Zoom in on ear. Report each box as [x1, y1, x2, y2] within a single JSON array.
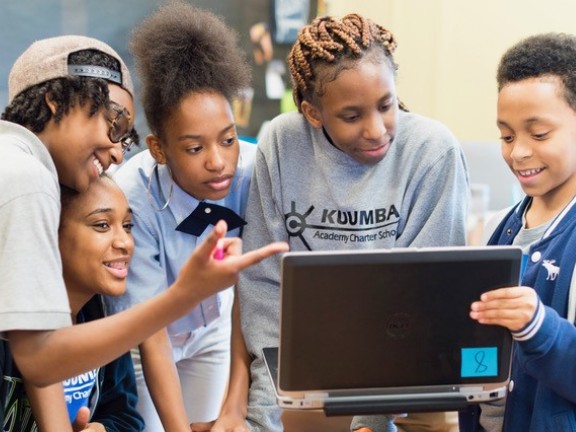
[[147, 135, 167, 164], [300, 100, 323, 129], [44, 92, 58, 115]]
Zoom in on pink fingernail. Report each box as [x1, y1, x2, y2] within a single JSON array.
[[214, 241, 224, 260]]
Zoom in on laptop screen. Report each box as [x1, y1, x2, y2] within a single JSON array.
[[279, 247, 520, 393]]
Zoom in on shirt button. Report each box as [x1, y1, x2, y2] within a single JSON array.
[[531, 251, 541, 262], [508, 380, 514, 392], [205, 207, 212, 214]]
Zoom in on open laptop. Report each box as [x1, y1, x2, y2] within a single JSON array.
[[263, 246, 521, 416]]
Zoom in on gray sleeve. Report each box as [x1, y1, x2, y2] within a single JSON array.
[[397, 144, 470, 248], [237, 144, 288, 431], [478, 397, 505, 432], [350, 415, 397, 431]]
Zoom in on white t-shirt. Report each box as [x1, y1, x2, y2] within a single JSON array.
[[0, 120, 71, 335]]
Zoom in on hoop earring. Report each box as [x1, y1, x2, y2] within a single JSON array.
[[147, 163, 174, 212]]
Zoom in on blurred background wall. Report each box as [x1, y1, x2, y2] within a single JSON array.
[[324, 0, 576, 142], [0, 0, 317, 141], [2, 0, 576, 212], [3, 0, 576, 141]]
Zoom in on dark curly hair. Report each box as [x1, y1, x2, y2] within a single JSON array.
[[2, 50, 118, 133], [288, 13, 407, 112], [131, 0, 251, 138], [497, 33, 576, 111]]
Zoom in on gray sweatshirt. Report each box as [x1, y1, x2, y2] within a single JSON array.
[[238, 110, 470, 431]]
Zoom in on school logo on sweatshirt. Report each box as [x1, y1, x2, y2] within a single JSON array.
[[284, 201, 400, 250]]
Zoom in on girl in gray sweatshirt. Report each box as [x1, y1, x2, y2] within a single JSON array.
[[214, 12, 470, 432]]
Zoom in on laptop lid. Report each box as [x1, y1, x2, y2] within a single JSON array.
[[270, 246, 521, 415]]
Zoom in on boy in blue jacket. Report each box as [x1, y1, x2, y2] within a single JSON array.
[[468, 33, 576, 431]]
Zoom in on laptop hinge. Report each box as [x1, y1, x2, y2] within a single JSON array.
[[323, 395, 469, 416]]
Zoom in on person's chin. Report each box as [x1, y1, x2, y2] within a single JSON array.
[[205, 189, 230, 202], [81, 167, 101, 191], [67, 176, 90, 194], [356, 149, 389, 165], [101, 284, 127, 298], [357, 141, 391, 165]]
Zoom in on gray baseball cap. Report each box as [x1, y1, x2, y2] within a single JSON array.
[[8, 34, 134, 103]]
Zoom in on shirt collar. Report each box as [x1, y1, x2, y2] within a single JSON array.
[[156, 163, 227, 226]]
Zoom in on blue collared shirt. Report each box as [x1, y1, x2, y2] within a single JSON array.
[[105, 141, 256, 335]]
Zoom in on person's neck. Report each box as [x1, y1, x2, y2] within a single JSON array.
[[526, 191, 576, 229], [66, 288, 93, 324]]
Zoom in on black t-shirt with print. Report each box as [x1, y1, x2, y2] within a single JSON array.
[[1, 340, 36, 432]]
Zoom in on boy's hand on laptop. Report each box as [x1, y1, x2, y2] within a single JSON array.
[[174, 220, 289, 305], [470, 286, 538, 331]]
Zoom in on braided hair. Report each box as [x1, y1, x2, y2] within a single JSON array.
[[497, 33, 576, 112], [131, 0, 251, 138], [288, 13, 407, 112]]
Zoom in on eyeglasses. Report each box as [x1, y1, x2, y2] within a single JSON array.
[[106, 102, 135, 153]]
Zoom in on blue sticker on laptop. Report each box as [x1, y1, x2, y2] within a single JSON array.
[[461, 347, 498, 377]]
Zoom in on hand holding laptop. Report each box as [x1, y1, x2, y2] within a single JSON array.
[[470, 286, 539, 331]]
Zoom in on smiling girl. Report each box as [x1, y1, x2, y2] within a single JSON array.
[[57, 176, 142, 430], [5, 175, 145, 431]]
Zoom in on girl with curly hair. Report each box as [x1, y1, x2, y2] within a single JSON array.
[[104, 2, 256, 430]]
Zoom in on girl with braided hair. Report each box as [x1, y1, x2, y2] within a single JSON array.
[[214, 12, 469, 432]]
